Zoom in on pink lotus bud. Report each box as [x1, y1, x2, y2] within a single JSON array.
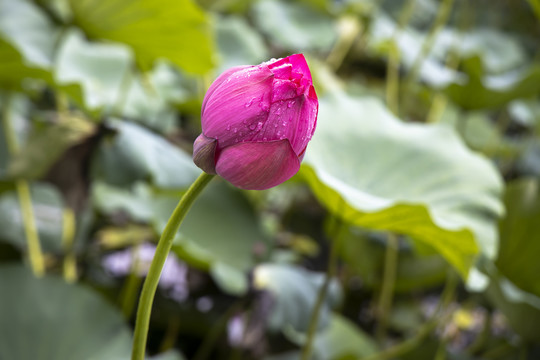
[[193, 54, 318, 190]]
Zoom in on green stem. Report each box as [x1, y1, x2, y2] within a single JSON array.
[[375, 233, 399, 341], [386, 46, 400, 116], [300, 217, 342, 360], [426, 0, 470, 124], [405, 0, 454, 85], [385, 0, 416, 116], [325, 15, 362, 71], [16, 180, 46, 276], [2, 94, 45, 277], [120, 244, 144, 319], [131, 172, 215, 360], [61, 208, 77, 283]]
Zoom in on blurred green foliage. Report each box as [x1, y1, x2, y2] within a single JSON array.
[[0, 0, 540, 359]]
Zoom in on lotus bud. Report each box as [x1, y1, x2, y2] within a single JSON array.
[[193, 54, 318, 190]]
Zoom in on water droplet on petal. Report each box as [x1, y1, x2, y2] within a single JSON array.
[[233, 128, 238, 133], [287, 101, 295, 108], [226, 124, 231, 131], [256, 121, 263, 131], [249, 123, 257, 130]]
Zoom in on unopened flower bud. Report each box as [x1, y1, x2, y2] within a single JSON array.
[[193, 54, 318, 190]]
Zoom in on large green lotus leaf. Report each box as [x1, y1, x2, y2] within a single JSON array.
[[0, 0, 58, 68], [0, 38, 51, 90], [0, 265, 132, 360], [509, 99, 540, 129], [516, 140, 540, 178], [91, 181, 157, 222], [117, 62, 195, 133], [367, 11, 462, 89], [302, 93, 504, 277], [445, 56, 540, 110], [8, 114, 96, 180], [54, 30, 190, 125], [92, 120, 199, 189], [486, 271, 540, 342], [0, 94, 31, 179], [0, 182, 64, 253], [268, 313, 377, 360], [54, 29, 133, 111], [68, 0, 214, 74], [368, 12, 530, 94], [252, 0, 336, 52], [92, 180, 268, 295], [215, 15, 268, 73], [312, 313, 378, 360], [496, 178, 540, 298], [0, 0, 58, 91], [253, 263, 341, 333]]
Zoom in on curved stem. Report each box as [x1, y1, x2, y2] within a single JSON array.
[[300, 217, 343, 360], [2, 93, 45, 277], [131, 172, 215, 360]]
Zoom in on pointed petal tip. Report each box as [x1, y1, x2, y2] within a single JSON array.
[[287, 54, 312, 81]]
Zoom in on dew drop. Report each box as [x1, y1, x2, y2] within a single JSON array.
[[287, 101, 295, 108], [256, 121, 263, 131], [249, 123, 257, 130], [233, 128, 238, 133], [226, 124, 231, 131]]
